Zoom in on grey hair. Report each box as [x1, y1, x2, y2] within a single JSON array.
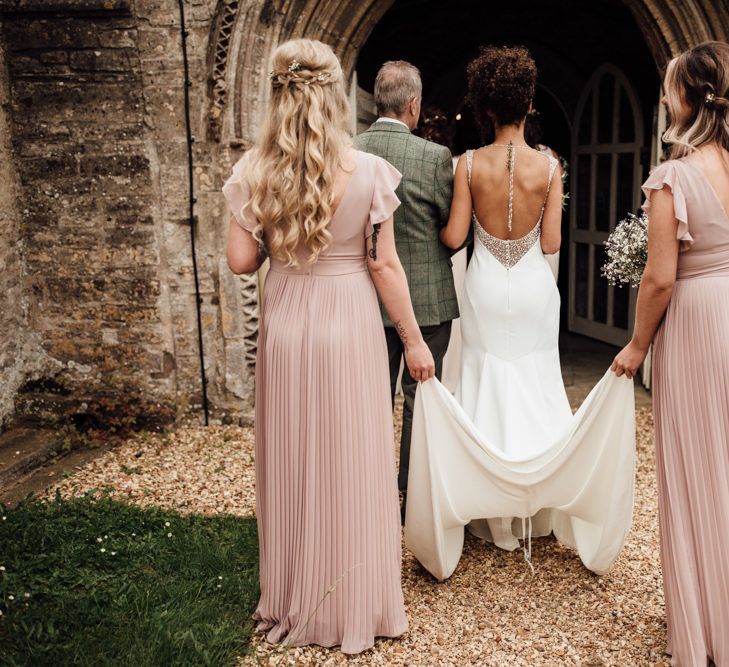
[[374, 60, 422, 116]]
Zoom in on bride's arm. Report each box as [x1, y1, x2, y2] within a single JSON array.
[[367, 218, 435, 382], [540, 168, 563, 254], [440, 157, 472, 249]]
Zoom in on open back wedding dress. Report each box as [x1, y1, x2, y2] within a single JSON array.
[[404, 146, 636, 581]]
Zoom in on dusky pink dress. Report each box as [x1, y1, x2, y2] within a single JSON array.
[[222, 150, 408, 654], [642, 158, 729, 667]]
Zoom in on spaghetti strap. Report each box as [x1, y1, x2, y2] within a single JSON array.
[[466, 149, 474, 186], [537, 156, 559, 225]]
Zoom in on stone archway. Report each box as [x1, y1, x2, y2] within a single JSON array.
[[212, 0, 728, 150], [206, 0, 729, 413]]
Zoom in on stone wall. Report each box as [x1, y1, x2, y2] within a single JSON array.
[[0, 21, 52, 426], [0, 0, 260, 431], [1, 1, 183, 428]]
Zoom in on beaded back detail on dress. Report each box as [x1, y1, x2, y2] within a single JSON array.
[[466, 147, 558, 269]]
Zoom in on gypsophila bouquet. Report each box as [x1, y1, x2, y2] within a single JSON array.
[[601, 211, 648, 288], [559, 156, 570, 211]]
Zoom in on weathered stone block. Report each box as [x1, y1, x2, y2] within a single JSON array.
[[17, 155, 78, 183], [78, 153, 149, 177], [70, 48, 133, 73]]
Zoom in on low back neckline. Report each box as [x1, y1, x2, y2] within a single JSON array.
[[465, 147, 558, 242], [679, 158, 729, 222], [465, 147, 558, 269], [331, 150, 361, 220]]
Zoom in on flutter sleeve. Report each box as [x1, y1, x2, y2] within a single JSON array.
[[367, 155, 402, 238], [641, 160, 693, 249], [222, 153, 258, 233]]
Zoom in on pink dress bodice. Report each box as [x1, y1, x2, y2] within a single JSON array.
[[642, 158, 729, 280]]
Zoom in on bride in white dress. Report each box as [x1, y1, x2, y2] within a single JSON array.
[[404, 46, 635, 581]]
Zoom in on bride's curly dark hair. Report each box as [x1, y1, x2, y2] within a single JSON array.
[[467, 46, 537, 129]]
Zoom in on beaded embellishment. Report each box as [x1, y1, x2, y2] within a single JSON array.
[[472, 216, 541, 269]]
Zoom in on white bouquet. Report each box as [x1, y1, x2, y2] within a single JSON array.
[[601, 211, 648, 288]]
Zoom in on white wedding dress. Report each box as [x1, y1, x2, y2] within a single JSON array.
[[404, 147, 636, 581]]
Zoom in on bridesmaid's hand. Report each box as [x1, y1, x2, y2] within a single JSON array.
[[405, 340, 436, 382], [611, 341, 648, 380]]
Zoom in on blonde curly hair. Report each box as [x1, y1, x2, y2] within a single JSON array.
[[242, 39, 351, 267]]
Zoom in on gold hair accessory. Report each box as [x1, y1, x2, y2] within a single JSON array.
[[269, 64, 331, 86], [705, 92, 716, 106]]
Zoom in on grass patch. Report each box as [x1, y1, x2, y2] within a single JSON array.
[[0, 493, 259, 666]]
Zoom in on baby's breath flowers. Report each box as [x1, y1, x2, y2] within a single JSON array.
[[602, 211, 648, 288]]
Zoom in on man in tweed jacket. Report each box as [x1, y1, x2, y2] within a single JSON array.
[[355, 60, 458, 522]]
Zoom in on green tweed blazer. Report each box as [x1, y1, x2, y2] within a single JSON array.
[[355, 121, 459, 327]]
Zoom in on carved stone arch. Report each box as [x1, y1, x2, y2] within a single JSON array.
[[203, 0, 729, 385], [206, 0, 729, 151], [206, 0, 242, 142], [209, 0, 394, 147], [623, 0, 729, 65]]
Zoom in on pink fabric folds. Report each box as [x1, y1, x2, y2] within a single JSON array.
[[366, 156, 401, 236], [222, 150, 408, 654], [641, 160, 693, 249], [222, 152, 257, 233], [645, 158, 729, 667]]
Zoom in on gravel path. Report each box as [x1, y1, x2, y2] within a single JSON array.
[[48, 404, 667, 666]]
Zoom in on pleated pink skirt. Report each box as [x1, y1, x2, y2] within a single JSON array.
[[252, 267, 408, 654], [653, 275, 729, 667]]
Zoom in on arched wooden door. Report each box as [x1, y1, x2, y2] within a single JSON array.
[[568, 64, 645, 346]]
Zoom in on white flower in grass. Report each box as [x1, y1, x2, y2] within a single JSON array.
[[167, 532, 172, 538], [96, 537, 103, 543], [132, 533, 136, 537], [111, 552, 116, 556], [0, 609, 3, 616], [164, 521, 170, 527], [8, 595, 13, 601], [217, 584, 222, 589], [100, 548, 106, 553], [218, 576, 223, 580], [2, 516, 6, 520], [0, 566, 5, 572], [23, 593, 29, 599]]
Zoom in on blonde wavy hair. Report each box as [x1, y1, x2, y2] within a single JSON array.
[[663, 41, 729, 159], [242, 39, 351, 267]]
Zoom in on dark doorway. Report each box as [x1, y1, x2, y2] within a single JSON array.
[[356, 0, 660, 337]]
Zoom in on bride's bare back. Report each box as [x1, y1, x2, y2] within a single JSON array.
[[442, 142, 563, 255], [470, 145, 559, 240]]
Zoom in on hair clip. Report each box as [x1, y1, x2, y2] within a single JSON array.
[[288, 60, 303, 74], [705, 92, 716, 106]]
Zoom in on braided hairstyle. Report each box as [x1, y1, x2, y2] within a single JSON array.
[[663, 41, 729, 158]]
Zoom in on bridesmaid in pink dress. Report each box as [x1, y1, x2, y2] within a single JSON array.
[[613, 41, 729, 666], [223, 39, 435, 654]]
